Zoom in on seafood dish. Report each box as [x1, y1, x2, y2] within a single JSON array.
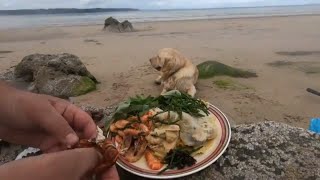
[[107, 90, 218, 173]]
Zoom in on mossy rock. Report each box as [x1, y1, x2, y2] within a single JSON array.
[[197, 61, 257, 79], [33, 68, 97, 98], [72, 76, 96, 96]]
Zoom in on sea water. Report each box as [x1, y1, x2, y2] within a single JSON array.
[[0, 5, 320, 29]]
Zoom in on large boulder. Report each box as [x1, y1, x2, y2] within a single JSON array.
[[120, 20, 134, 32], [104, 17, 120, 29], [14, 53, 98, 98], [103, 17, 134, 33]]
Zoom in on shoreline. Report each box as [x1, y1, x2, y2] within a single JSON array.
[[1, 13, 320, 31]]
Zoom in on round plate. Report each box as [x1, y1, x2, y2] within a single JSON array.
[[111, 103, 231, 179]]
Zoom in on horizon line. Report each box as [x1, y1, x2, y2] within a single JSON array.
[[1, 3, 320, 11]]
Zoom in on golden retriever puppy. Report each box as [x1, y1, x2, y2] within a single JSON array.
[[149, 48, 199, 97]]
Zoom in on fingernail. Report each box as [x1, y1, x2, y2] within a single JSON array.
[[65, 133, 79, 148], [90, 127, 98, 139]]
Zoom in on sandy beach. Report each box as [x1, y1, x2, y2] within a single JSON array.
[[1, 15, 320, 129]]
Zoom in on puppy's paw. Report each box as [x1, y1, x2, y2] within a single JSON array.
[[187, 86, 197, 97], [160, 89, 168, 95], [154, 80, 162, 85], [155, 76, 162, 85]]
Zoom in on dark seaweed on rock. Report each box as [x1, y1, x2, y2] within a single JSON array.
[[158, 146, 201, 175]]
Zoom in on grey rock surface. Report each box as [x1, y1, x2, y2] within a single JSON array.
[[0, 142, 25, 166], [13, 53, 98, 98], [14, 53, 97, 82], [1, 119, 319, 180], [118, 121, 320, 180], [104, 17, 120, 28], [80, 105, 115, 128]]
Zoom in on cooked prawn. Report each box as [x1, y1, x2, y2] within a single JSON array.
[[141, 115, 149, 123], [147, 121, 153, 130], [124, 128, 142, 136], [124, 137, 147, 163], [139, 124, 150, 134], [117, 130, 125, 137], [131, 123, 150, 134], [110, 124, 117, 132], [145, 149, 164, 170], [127, 116, 138, 122], [115, 120, 130, 129], [115, 135, 123, 144]]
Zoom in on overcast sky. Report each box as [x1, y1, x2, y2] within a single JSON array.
[[0, 0, 319, 10]]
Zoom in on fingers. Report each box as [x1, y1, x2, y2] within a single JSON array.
[[0, 126, 64, 152], [45, 148, 101, 179], [99, 165, 120, 180], [60, 103, 97, 140], [48, 96, 97, 140], [40, 108, 79, 148]]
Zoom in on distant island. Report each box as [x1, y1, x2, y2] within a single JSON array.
[[0, 8, 139, 15]]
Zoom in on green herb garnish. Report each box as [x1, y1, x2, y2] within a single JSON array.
[[155, 92, 209, 118], [106, 90, 209, 128]]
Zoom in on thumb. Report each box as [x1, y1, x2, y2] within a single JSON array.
[[40, 108, 79, 148], [51, 148, 102, 179], [0, 148, 101, 180], [48, 148, 102, 180]]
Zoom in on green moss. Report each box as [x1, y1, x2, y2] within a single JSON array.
[[213, 78, 251, 90], [72, 76, 96, 96], [214, 79, 232, 89], [197, 61, 257, 79]]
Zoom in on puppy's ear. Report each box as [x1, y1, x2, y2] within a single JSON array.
[[161, 57, 177, 80], [163, 57, 174, 70]]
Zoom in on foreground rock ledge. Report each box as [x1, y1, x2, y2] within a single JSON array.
[[1, 108, 319, 179], [118, 121, 320, 180]]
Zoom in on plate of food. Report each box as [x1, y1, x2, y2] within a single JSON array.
[[106, 90, 231, 179]]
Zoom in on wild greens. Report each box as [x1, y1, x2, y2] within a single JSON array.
[[155, 92, 209, 118], [110, 90, 209, 122]]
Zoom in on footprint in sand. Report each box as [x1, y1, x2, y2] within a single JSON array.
[[0, 51, 13, 54]]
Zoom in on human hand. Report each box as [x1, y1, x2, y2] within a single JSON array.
[[0, 148, 120, 180], [0, 83, 97, 152]]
